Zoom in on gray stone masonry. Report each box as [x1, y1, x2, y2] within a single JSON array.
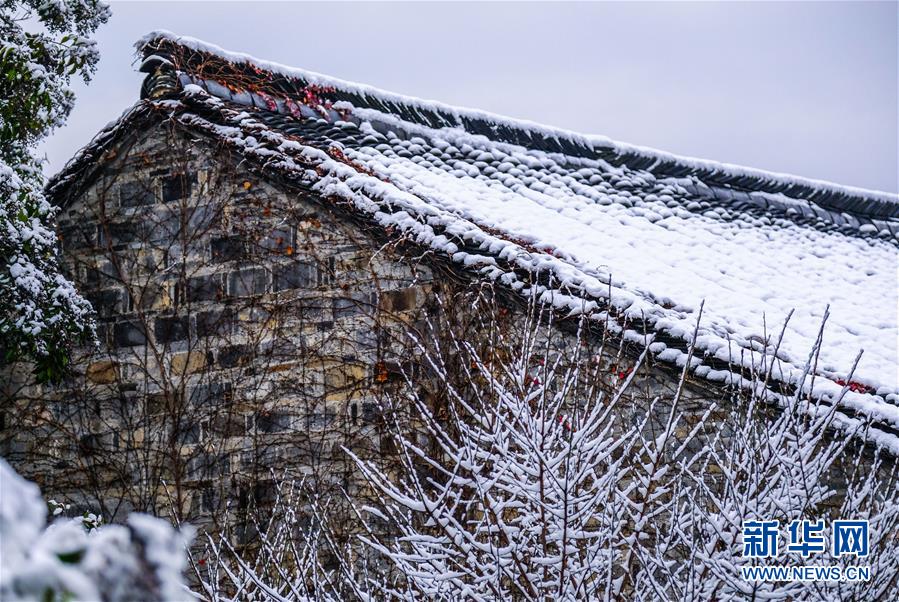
[[0, 119, 884, 547]]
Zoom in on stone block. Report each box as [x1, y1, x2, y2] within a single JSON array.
[[316, 256, 337, 287], [154, 315, 190, 344], [219, 344, 251, 368], [259, 227, 295, 254], [228, 268, 268, 297], [305, 410, 336, 429], [187, 201, 221, 232], [59, 224, 96, 251], [261, 337, 302, 359], [362, 401, 379, 423], [86, 361, 117, 384], [113, 320, 147, 347], [190, 382, 233, 408], [99, 221, 139, 247], [118, 179, 156, 207], [254, 411, 292, 434], [179, 422, 202, 445], [146, 210, 184, 243], [210, 415, 244, 438], [186, 274, 224, 302], [381, 287, 418, 312], [332, 294, 372, 319], [196, 308, 236, 338], [186, 452, 230, 481], [171, 351, 208, 374], [162, 172, 194, 202], [83, 262, 118, 288], [85, 289, 122, 318], [137, 284, 168, 311], [78, 434, 102, 456], [146, 393, 168, 415], [273, 262, 315, 291]]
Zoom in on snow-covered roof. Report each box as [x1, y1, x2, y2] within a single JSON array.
[[49, 32, 899, 453]]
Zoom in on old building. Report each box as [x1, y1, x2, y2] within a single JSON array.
[[2, 32, 897, 538]]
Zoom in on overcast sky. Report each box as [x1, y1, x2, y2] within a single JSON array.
[[39, 1, 898, 193]]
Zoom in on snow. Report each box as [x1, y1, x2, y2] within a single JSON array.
[[168, 85, 899, 441], [337, 307, 899, 600], [0, 459, 191, 601], [52, 33, 899, 451], [2, 156, 95, 358], [139, 30, 899, 206]]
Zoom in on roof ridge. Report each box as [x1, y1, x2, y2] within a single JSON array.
[[137, 30, 899, 219], [42, 67, 899, 454]]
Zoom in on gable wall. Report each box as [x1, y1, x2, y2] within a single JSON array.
[[4, 122, 437, 525]]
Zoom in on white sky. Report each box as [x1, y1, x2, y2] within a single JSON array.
[[39, 0, 898, 193]]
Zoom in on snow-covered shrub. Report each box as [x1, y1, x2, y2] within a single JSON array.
[[0, 166, 95, 381], [612, 313, 899, 600], [193, 296, 899, 601], [187, 477, 370, 602], [348, 301, 641, 599], [0, 458, 192, 601]]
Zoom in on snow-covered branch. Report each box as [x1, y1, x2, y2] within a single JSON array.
[[0, 458, 191, 601], [192, 294, 898, 601]]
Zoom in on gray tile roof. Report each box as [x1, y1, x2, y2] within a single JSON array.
[[47, 32, 899, 453]]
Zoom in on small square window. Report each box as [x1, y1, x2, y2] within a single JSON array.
[[162, 173, 195, 202]]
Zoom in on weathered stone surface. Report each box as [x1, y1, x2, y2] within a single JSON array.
[[137, 284, 169, 311], [171, 351, 207, 374], [196, 308, 235, 337], [99, 221, 139, 247], [258, 227, 294, 253], [113, 320, 147, 347], [85, 289, 123, 318], [185, 274, 224, 303], [211, 236, 245, 262], [361, 401, 379, 423], [118, 180, 156, 207], [381, 287, 418, 312], [86, 361, 118, 384], [228, 267, 268, 297], [162, 172, 193, 202], [254, 410, 292, 434], [59, 223, 96, 250], [83, 262, 118, 288], [332, 293, 374, 319], [189, 382, 233, 408], [209, 415, 244, 439], [305, 409, 336, 429], [186, 452, 230, 481], [218, 344, 251, 368], [273, 261, 315, 291]]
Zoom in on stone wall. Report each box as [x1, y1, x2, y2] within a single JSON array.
[[0, 119, 884, 551], [1, 122, 442, 534]]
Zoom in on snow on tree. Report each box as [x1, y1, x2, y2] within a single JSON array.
[[0, 457, 191, 601], [0, 0, 109, 381], [346, 299, 645, 600], [192, 296, 899, 601], [187, 477, 371, 602], [610, 309, 899, 600]]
